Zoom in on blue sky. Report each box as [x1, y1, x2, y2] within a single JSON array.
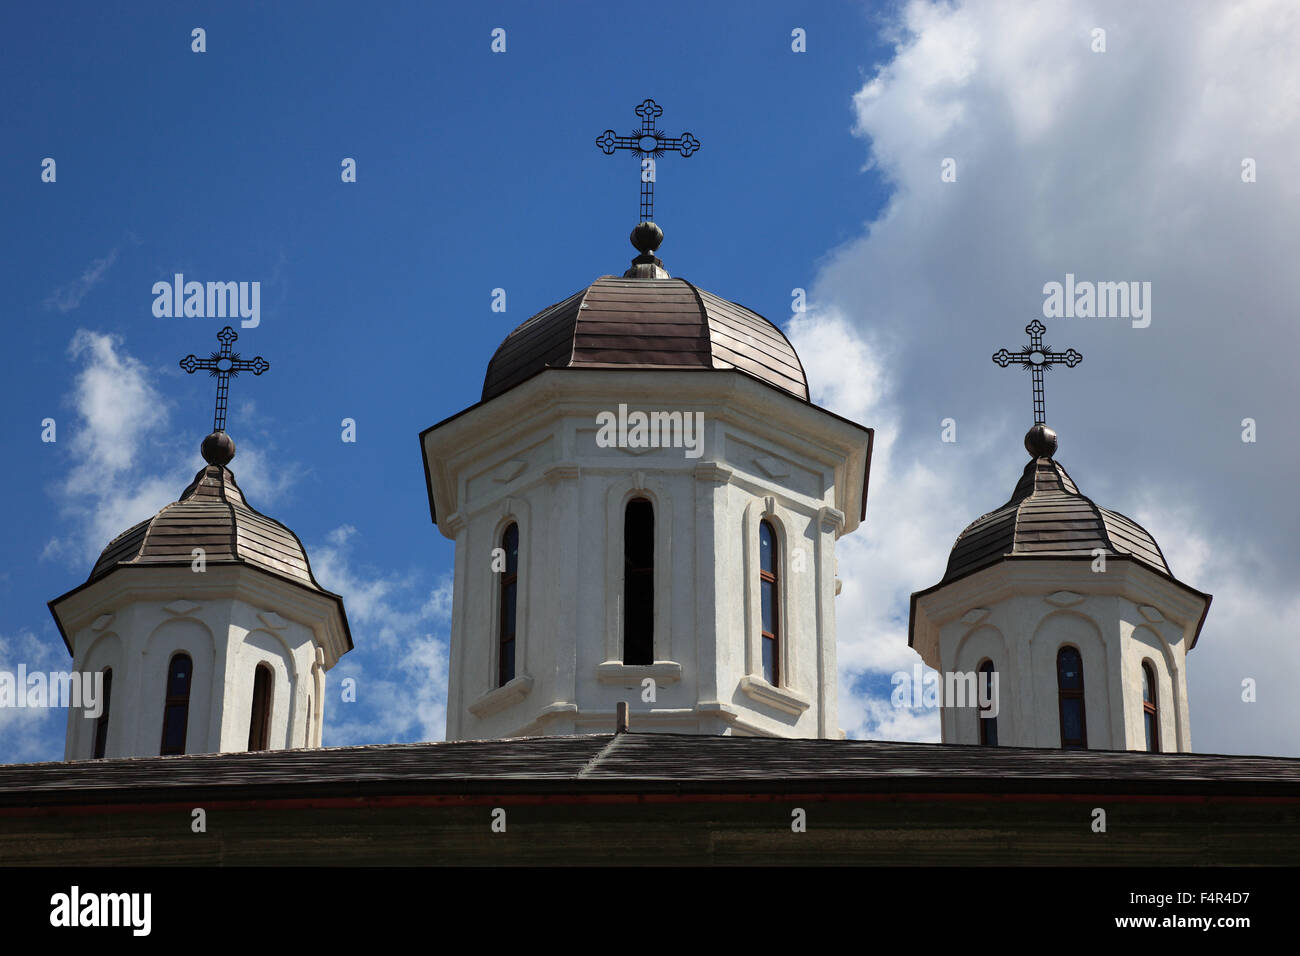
[[0, 1, 898, 761], [5, 0, 1299, 762]]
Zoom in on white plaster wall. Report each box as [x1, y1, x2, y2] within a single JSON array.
[[920, 561, 1205, 753], [60, 576, 339, 757], [434, 373, 867, 740]]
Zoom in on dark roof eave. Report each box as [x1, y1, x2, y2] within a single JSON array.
[[419, 366, 874, 527], [909, 552, 1213, 649], [47, 561, 354, 657]]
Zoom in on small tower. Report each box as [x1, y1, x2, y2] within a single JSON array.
[[909, 323, 1211, 752], [48, 328, 352, 759], [421, 101, 871, 739]]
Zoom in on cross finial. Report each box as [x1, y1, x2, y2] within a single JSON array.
[[179, 326, 269, 464], [595, 98, 700, 255], [992, 320, 1081, 457]]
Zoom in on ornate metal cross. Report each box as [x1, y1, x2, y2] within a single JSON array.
[[596, 98, 700, 222], [179, 326, 270, 433], [992, 320, 1082, 425]]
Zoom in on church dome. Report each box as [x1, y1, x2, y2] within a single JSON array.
[[481, 275, 809, 402], [942, 453, 1171, 584], [89, 454, 328, 594]]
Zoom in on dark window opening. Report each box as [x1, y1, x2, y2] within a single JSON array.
[[92, 667, 112, 759], [759, 520, 780, 685], [1142, 661, 1160, 753], [1057, 646, 1087, 750], [160, 653, 193, 756], [499, 522, 519, 686], [977, 659, 998, 746], [248, 663, 273, 751], [624, 499, 654, 665]]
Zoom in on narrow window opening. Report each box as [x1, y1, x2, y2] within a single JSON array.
[[1057, 646, 1087, 750], [977, 659, 998, 746], [1142, 661, 1160, 753], [759, 520, 780, 685], [498, 522, 519, 686], [160, 653, 193, 756], [623, 498, 654, 665], [92, 667, 112, 759], [248, 663, 273, 751]]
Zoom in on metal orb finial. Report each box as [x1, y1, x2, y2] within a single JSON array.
[[630, 221, 664, 255], [1025, 423, 1058, 459], [201, 430, 236, 466]]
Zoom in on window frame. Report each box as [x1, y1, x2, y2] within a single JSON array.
[[92, 667, 112, 759], [247, 662, 274, 752], [160, 652, 193, 756], [1141, 660, 1160, 753], [759, 519, 781, 686], [977, 658, 998, 746], [1056, 645, 1088, 750], [622, 497, 655, 665], [498, 521, 519, 687]]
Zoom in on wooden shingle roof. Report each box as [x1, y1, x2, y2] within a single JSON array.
[[481, 276, 809, 402], [1, 733, 1297, 807], [87, 463, 327, 593], [942, 456, 1171, 584]]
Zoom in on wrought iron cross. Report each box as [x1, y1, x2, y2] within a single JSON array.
[[179, 326, 269, 433], [596, 98, 700, 222], [992, 320, 1082, 425]]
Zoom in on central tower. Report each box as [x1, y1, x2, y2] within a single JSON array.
[[420, 100, 872, 739]]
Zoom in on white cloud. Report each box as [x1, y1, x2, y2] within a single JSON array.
[[796, 0, 1300, 753], [46, 331, 297, 567], [44, 248, 119, 313]]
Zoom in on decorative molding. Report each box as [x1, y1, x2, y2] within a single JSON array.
[[633, 470, 646, 492], [596, 660, 683, 685], [835, 577, 842, 596], [492, 459, 527, 483], [443, 511, 468, 535], [1045, 590, 1085, 607], [817, 506, 845, 535], [693, 461, 733, 484], [543, 462, 580, 483], [959, 607, 990, 625], [257, 610, 290, 630], [90, 614, 114, 632], [738, 676, 811, 716], [501, 496, 516, 519], [616, 445, 655, 457], [764, 495, 776, 516], [1139, 605, 1165, 623], [467, 674, 534, 718], [754, 456, 790, 479], [162, 600, 201, 617]]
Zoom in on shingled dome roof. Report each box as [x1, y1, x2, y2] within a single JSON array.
[[942, 455, 1171, 584], [482, 276, 809, 402], [89, 460, 328, 593]]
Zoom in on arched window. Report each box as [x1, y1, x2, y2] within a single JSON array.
[[1057, 646, 1087, 750], [92, 667, 112, 759], [759, 520, 780, 685], [248, 663, 273, 751], [498, 522, 519, 686], [977, 659, 998, 746], [1141, 661, 1159, 753], [623, 498, 654, 665], [160, 653, 193, 756]]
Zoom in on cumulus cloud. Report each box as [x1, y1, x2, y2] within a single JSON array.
[[45, 330, 296, 567], [311, 525, 452, 745], [792, 0, 1300, 753]]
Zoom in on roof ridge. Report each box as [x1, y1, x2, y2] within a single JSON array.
[[576, 733, 624, 778]]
